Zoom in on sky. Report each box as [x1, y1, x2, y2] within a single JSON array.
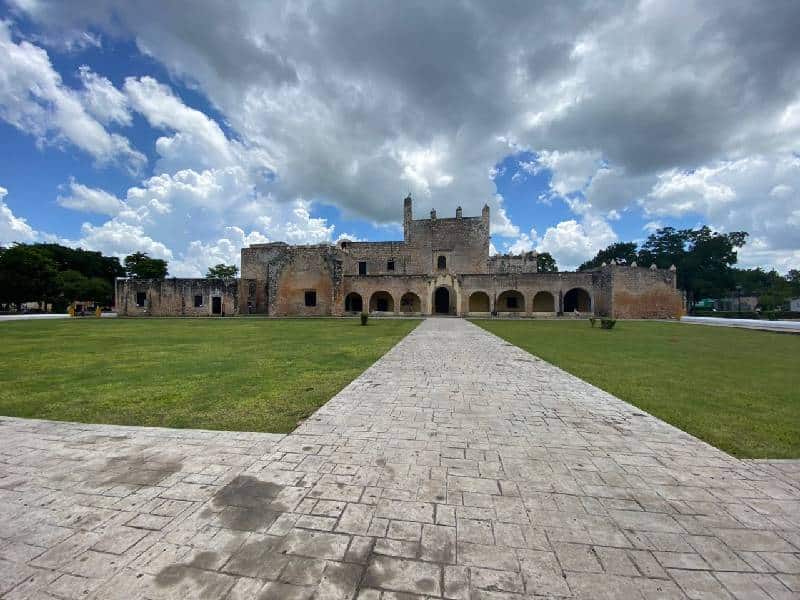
[[0, 0, 798, 276]]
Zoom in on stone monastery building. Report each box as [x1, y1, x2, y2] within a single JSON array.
[[116, 196, 682, 318]]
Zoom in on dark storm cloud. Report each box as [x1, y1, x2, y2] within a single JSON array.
[[7, 0, 800, 268]]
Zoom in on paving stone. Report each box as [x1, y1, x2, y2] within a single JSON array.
[[516, 549, 571, 597], [669, 569, 734, 599], [257, 581, 315, 600], [279, 529, 350, 561], [2, 318, 800, 599], [336, 503, 375, 535], [419, 524, 456, 564], [458, 541, 519, 571], [314, 561, 363, 600], [444, 565, 469, 599], [375, 499, 434, 524], [593, 546, 639, 576], [552, 542, 603, 573], [279, 556, 327, 585], [364, 556, 441, 596], [387, 520, 422, 541]]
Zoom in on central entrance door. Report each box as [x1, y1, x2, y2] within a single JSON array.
[[434, 287, 450, 314], [212, 296, 222, 315]]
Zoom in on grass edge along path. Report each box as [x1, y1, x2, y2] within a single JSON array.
[[472, 319, 799, 459], [0, 317, 420, 434]]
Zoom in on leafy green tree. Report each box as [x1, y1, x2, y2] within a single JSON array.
[[56, 270, 90, 301], [536, 252, 558, 273], [578, 242, 639, 270], [638, 226, 748, 309], [37, 244, 124, 281], [124, 252, 168, 279], [0, 244, 59, 309], [84, 277, 114, 305], [206, 263, 239, 278]]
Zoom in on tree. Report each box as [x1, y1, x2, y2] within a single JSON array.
[[578, 242, 639, 270], [206, 263, 239, 278], [56, 270, 90, 301], [536, 252, 558, 273], [84, 277, 114, 305], [0, 244, 58, 309], [637, 226, 748, 308], [124, 252, 168, 279]]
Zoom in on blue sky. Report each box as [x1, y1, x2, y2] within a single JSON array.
[[1, 1, 798, 275]]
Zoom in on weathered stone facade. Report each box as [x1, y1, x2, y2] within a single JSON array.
[[116, 196, 682, 318]]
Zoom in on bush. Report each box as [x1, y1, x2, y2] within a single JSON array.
[[589, 317, 596, 327], [600, 318, 617, 330], [360, 312, 369, 326]]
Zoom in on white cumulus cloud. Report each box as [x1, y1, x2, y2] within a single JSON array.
[[0, 21, 145, 173], [0, 186, 38, 246]]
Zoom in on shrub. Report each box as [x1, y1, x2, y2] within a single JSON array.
[[360, 312, 369, 326], [589, 317, 596, 327], [600, 318, 617, 330]]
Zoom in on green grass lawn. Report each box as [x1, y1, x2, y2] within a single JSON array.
[[0, 318, 418, 433], [472, 319, 800, 459]]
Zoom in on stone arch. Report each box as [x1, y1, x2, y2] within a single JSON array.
[[532, 291, 555, 312], [400, 292, 421, 313], [344, 292, 363, 313], [369, 291, 395, 313], [497, 290, 525, 312], [468, 291, 491, 313], [564, 287, 591, 312]]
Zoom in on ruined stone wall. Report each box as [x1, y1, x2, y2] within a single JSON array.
[[240, 243, 292, 314], [487, 252, 538, 274], [337, 241, 412, 276], [403, 200, 490, 275], [607, 265, 682, 319], [115, 278, 240, 316]]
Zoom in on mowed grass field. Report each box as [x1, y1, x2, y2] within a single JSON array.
[[0, 318, 419, 433], [473, 319, 800, 459]]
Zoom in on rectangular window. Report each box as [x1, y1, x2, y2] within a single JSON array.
[[387, 260, 395, 271], [358, 261, 367, 275], [194, 295, 203, 307], [305, 290, 317, 307], [506, 296, 518, 309], [135, 292, 146, 307]]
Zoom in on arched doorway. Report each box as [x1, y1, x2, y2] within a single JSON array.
[[434, 287, 450, 314], [497, 290, 525, 312], [400, 292, 421, 313], [344, 292, 363, 313], [369, 291, 394, 313], [468, 291, 490, 312], [532, 291, 555, 312], [564, 288, 591, 312]]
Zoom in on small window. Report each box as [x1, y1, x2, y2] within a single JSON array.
[[194, 295, 203, 308], [387, 259, 395, 271], [358, 261, 367, 275], [506, 296, 518, 309], [305, 290, 317, 307], [437, 255, 447, 270], [135, 292, 146, 307], [248, 282, 256, 297]]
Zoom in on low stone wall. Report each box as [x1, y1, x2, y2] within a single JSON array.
[[115, 278, 240, 316]]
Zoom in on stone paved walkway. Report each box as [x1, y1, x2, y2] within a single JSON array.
[[1, 318, 798, 599]]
